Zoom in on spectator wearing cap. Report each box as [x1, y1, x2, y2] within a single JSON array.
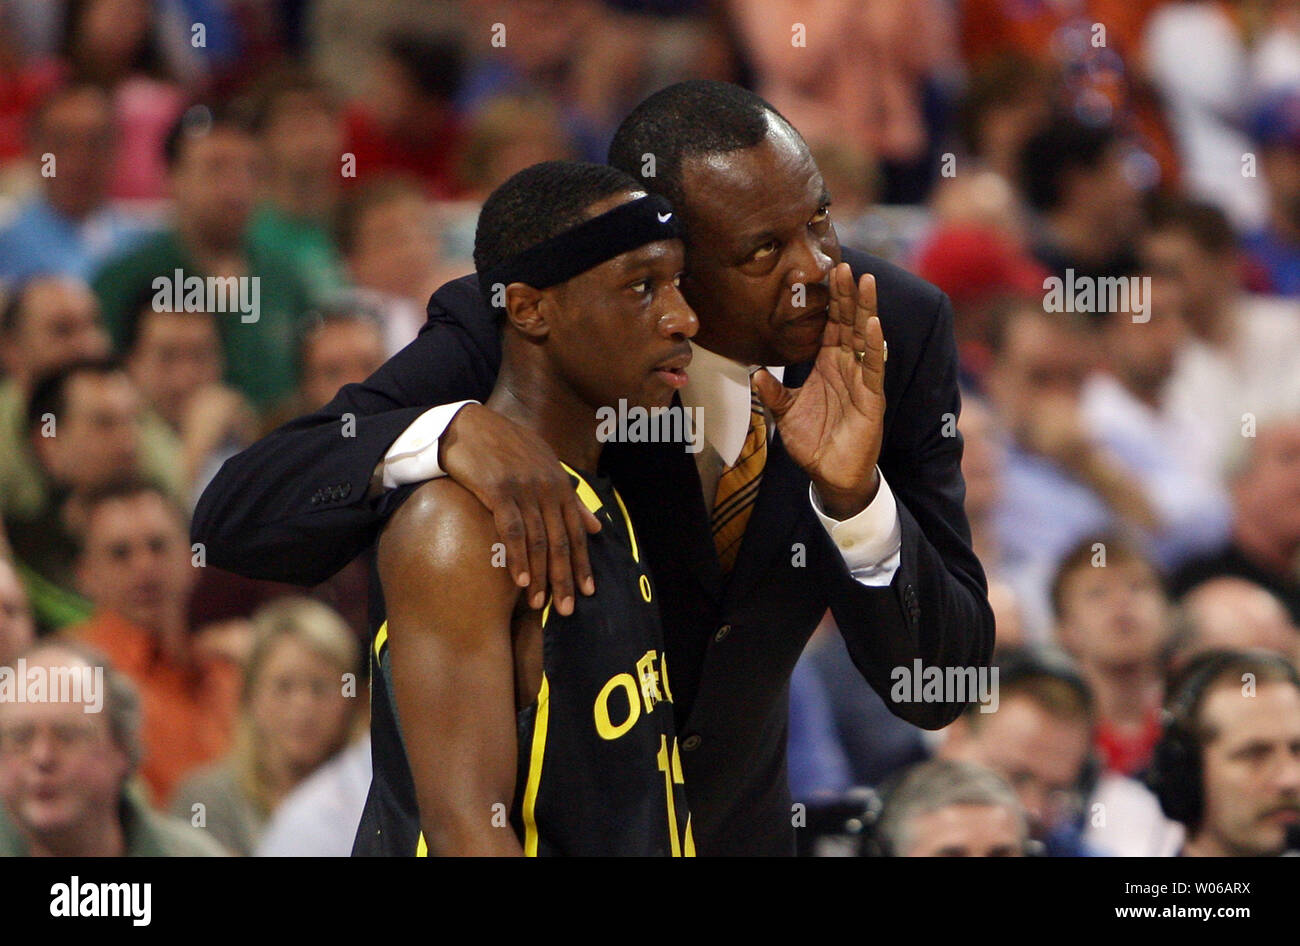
[[911, 224, 1046, 392], [1241, 87, 1300, 295], [0, 640, 226, 856]]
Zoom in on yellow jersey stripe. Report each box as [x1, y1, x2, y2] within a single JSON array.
[[559, 462, 602, 515], [521, 673, 551, 857], [374, 620, 388, 660], [416, 832, 427, 857], [611, 489, 640, 563]]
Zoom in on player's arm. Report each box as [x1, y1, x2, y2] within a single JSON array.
[[378, 478, 524, 856]]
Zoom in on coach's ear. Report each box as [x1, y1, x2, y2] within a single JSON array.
[[504, 283, 551, 339]]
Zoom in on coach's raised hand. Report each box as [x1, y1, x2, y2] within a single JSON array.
[[438, 404, 601, 615], [752, 263, 887, 520]]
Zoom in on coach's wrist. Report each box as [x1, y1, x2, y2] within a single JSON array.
[[436, 402, 487, 474], [813, 468, 881, 521]]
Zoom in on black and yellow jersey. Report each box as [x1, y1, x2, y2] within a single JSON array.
[[353, 463, 693, 857]]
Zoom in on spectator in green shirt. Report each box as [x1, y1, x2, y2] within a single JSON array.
[[93, 103, 314, 410]]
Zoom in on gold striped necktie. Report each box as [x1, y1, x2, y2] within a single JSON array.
[[711, 378, 767, 573]]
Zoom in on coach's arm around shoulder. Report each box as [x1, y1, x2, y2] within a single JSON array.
[[378, 478, 525, 856]]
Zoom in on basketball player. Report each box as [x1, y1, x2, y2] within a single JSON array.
[[354, 162, 698, 856]]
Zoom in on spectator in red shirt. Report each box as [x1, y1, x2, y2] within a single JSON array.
[[1052, 533, 1171, 776], [64, 478, 241, 805]]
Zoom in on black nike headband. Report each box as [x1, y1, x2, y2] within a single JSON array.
[[478, 193, 681, 306]]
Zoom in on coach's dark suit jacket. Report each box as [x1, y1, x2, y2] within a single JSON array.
[[192, 247, 995, 856]]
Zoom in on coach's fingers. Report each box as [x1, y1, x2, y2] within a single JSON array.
[[860, 314, 886, 396], [839, 263, 863, 354], [541, 490, 577, 616], [564, 499, 600, 598], [851, 273, 877, 356], [491, 496, 532, 593], [519, 499, 551, 611]]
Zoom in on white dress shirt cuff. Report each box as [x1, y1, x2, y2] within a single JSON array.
[[380, 401, 479, 489], [809, 469, 902, 587]]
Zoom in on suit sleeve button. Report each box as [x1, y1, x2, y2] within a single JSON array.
[[714, 624, 731, 642], [682, 734, 702, 751]]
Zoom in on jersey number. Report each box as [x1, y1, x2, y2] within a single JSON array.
[[656, 734, 696, 857]]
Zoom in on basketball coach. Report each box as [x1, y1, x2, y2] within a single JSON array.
[[192, 81, 995, 856]]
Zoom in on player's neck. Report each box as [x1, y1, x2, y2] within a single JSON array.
[[488, 362, 604, 475]]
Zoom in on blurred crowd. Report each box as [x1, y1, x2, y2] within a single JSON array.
[[1, 0, 1299, 857]]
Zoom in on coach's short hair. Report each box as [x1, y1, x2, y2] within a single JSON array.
[[876, 759, 1027, 856], [607, 80, 797, 227], [472, 161, 642, 278]]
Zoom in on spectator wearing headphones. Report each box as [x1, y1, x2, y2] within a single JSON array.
[[1148, 649, 1300, 856]]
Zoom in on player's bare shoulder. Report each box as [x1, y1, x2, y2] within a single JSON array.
[[377, 478, 514, 603]]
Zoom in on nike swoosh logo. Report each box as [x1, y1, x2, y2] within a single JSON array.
[[657, 212, 672, 223]]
